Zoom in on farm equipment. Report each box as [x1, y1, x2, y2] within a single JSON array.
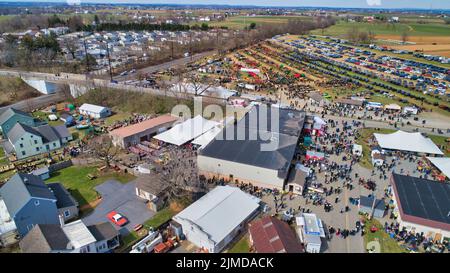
[[130, 230, 163, 253]]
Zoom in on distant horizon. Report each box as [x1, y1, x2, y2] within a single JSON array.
[[1, 0, 450, 10]]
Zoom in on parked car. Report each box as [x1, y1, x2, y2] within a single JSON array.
[[107, 211, 129, 226]]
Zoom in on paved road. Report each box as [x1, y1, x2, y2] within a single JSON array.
[[82, 180, 155, 236], [114, 50, 217, 82], [0, 92, 65, 114]]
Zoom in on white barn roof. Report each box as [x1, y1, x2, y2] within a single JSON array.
[[173, 186, 260, 244], [79, 103, 109, 114], [153, 115, 219, 146], [427, 157, 450, 179], [374, 131, 443, 155]]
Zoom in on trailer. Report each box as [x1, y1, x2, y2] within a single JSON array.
[[129, 230, 163, 253]]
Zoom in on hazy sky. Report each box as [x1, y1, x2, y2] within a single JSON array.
[[6, 0, 450, 9]]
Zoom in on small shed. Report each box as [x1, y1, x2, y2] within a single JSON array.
[[359, 195, 385, 218], [31, 167, 50, 180], [79, 103, 111, 119]]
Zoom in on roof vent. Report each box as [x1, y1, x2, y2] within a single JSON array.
[[23, 177, 28, 183]]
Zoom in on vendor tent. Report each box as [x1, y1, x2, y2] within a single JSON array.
[[384, 104, 401, 111], [191, 125, 222, 149], [313, 116, 326, 126], [426, 157, 450, 179], [153, 115, 219, 146], [306, 150, 325, 160], [374, 131, 443, 155]]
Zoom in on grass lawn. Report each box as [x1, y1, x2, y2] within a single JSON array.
[[227, 234, 250, 253], [363, 217, 408, 253], [0, 146, 8, 165], [312, 21, 450, 38], [0, 170, 15, 183], [207, 15, 310, 29], [428, 135, 450, 157], [46, 165, 136, 209], [104, 111, 132, 126], [143, 207, 177, 230]]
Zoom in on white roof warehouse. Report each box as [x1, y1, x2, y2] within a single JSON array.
[[172, 186, 260, 253]]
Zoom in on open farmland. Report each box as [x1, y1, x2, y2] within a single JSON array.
[[208, 15, 310, 29]]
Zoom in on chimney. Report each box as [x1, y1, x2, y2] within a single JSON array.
[[59, 214, 65, 227]]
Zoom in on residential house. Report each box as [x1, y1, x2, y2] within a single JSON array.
[[19, 220, 119, 253], [0, 174, 59, 238], [6, 123, 71, 160], [0, 108, 36, 137], [48, 183, 79, 222], [87, 222, 121, 253]]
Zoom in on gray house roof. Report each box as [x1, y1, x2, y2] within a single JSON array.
[[47, 183, 78, 209], [7, 123, 42, 144], [19, 224, 70, 253], [7, 123, 68, 145], [34, 125, 60, 143], [0, 173, 57, 217], [52, 125, 71, 139], [359, 195, 385, 211], [87, 222, 119, 242], [135, 174, 168, 196], [0, 108, 32, 126]]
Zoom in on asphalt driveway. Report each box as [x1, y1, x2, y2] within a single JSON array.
[[82, 180, 155, 236]]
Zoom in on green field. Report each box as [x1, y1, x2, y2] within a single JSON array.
[[206, 15, 309, 29], [312, 21, 450, 37]]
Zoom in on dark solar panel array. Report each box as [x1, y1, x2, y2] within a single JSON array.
[[393, 173, 450, 224]]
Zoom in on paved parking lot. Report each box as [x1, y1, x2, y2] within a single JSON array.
[[82, 180, 155, 236]]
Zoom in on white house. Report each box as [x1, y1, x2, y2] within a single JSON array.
[[79, 103, 111, 119], [19, 220, 120, 253], [172, 186, 260, 253]]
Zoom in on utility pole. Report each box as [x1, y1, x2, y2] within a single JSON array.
[[216, 28, 221, 55], [83, 34, 90, 75], [105, 40, 113, 82], [189, 32, 193, 61]]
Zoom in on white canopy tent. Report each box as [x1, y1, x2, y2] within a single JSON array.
[[374, 131, 443, 155], [427, 157, 450, 179], [384, 104, 401, 111], [313, 116, 327, 125], [191, 125, 222, 149], [153, 115, 219, 146]]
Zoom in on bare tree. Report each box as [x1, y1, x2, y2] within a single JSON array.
[[87, 135, 120, 168], [401, 31, 409, 44], [186, 72, 215, 96], [63, 37, 79, 60]]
